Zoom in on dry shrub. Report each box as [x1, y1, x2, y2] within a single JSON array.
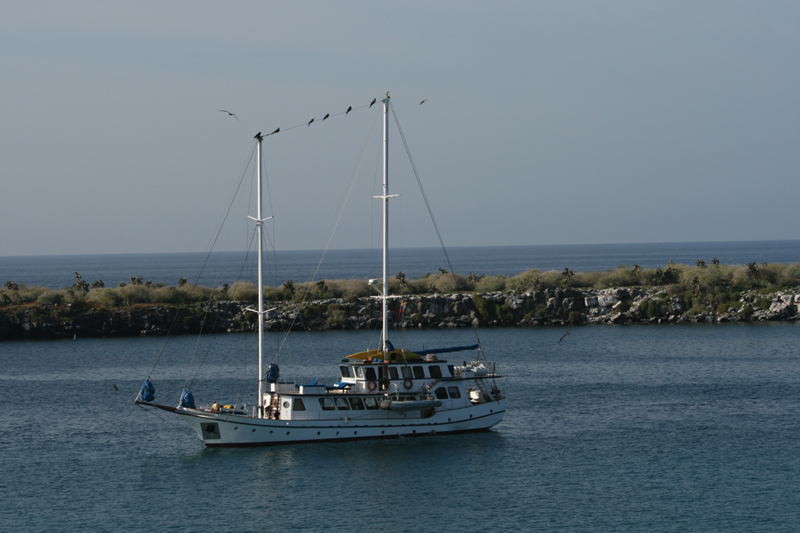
[[177, 283, 216, 302], [228, 281, 258, 301], [475, 275, 506, 292]]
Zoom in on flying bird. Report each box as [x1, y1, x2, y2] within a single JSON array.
[[111, 384, 118, 391], [559, 327, 572, 343], [369, 98, 377, 108], [307, 118, 314, 126], [219, 110, 239, 121], [323, 113, 330, 121], [346, 106, 352, 115], [419, 99, 427, 105]]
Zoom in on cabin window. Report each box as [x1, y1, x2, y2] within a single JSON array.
[[340, 366, 353, 378], [429, 366, 442, 379], [320, 398, 336, 411], [364, 367, 377, 381], [389, 367, 399, 380], [378, 366, 389, 381], [335, 397, 350, 410], [364, 397, 379, 410], [413, 366, 425, 379], [293, 398, 306, 411], [348, 398, 365, 410], [355, 367, 364, 378], [447, 386, 461, 399], [434, 387, 449, 400], [447, 365, 455, 377], [401, 367, 412, 379]]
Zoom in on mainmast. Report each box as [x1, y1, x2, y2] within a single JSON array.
[[381, 95, 390, 354], [375, 94, 399, 356]]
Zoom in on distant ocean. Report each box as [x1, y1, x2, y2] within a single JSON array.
[[2, 240, 799, 289]]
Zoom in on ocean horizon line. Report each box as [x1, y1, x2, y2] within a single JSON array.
[[4, 238, 799, 260]]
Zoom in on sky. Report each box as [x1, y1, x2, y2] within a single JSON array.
[[2, 1, 799, 257]]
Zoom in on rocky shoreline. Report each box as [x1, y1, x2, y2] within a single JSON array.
[[2, 286, 799, 340]]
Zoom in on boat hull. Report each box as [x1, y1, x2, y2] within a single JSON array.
[[141, 399, 506, 447]]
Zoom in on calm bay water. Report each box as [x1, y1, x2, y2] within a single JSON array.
[[3, 323, 800, 531], [2, 239, 800, 289]]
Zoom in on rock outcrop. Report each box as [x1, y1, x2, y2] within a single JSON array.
[[2, 287, 799, 340]]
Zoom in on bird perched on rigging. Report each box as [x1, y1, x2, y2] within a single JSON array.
[[346, 106, 352, 115], [219, 110, 239, 120], [307, 118, 314, 126], [323, 113, 330, 121], [269, 128, 280, 135], [369, 98, 377, 108]]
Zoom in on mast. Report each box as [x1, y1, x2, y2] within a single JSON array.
[[381, 94, 390, 354], [256, 132, 265, 410], [251, 132, 273, 416]]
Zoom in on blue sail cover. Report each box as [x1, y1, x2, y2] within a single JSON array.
[[266, 364, 279, 383], [417, 344, 479, 355], [140, 380, 155, 402], [180, 389, 196, 409]]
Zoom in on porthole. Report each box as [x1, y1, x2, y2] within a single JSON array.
[[354, 431, 358, 435], [252, 429, 256, 432], [336, 431, 339, 435], [283, 401, 290, 408], [234, 426, 238, 430], [270, 430, 273, 434], [317, 431, 321, 435], [287, 431, 290, 435]]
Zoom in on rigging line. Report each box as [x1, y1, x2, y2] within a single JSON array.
[[260, 100, 378, 138], [274, 111, 382, 360], [145, 143, 257, 382], [389, 100, 457, 279], [181, 146, 256, 388], [198, 144, 258, 285], [186, 227, 260, 390]]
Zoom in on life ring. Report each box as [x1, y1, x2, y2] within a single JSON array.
[[367, 380, 377, 392], [403, 379, 413, 390]]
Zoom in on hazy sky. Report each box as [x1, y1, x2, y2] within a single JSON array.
[[2, 1, 799, 257]]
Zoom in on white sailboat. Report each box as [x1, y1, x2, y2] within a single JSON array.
[[136, 95, 506, 446]]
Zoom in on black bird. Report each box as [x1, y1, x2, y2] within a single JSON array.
[[219, 110, 239, 120], [323, 113, 330, 121], [369, 98, 377, 108], [559, 327, 572, 343], [420, 99, 427, 105], [254, 132, 262, 140], [269, 127, 280, 135], [308, 118, 314, 126], [346, 106, 352, 115]]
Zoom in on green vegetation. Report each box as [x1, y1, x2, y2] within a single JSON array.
[[2, 261, 799, 310]]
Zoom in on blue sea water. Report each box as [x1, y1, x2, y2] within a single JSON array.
[[3, 323, 800, 531], [2, 239, 800, 289]]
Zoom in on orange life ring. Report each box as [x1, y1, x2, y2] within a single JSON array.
[[403, 379, 413, 390], [367, 380, 377, 392]]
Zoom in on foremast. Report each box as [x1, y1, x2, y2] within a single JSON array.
[[250, 132, 274, 417]]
